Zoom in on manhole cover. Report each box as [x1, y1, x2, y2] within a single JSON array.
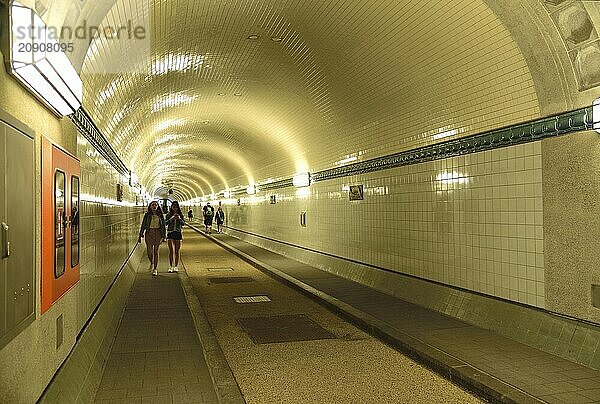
[[234, 296, 271, 303], [237, 314, 335, 344], [207, 267, 234, 272], [209, 276, 253, 284]]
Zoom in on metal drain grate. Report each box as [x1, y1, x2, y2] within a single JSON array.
[[237, 314, 335, 344], [209, 276, 253, 284], [207, 267, 234, 272], [234, 296, 271, 304]]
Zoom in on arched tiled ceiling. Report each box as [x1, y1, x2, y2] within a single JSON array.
[[32, 0, 600, 200]]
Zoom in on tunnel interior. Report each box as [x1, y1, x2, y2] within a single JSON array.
[[1, 0, 600, 402]]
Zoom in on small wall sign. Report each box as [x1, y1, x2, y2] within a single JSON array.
[[116, 183, 123, 202], [349, 185, 363, 201]]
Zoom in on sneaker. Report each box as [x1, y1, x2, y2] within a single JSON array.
[[168, 267, 173, 273], [152, 269, 158, 276], [173, 266, 179, 273]]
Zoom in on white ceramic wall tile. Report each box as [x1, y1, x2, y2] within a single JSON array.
[[76, 133, 145, 331], [226, 141, 544, 308]]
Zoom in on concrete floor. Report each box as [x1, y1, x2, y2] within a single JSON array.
[[93, 248, 219, 404], [180, 227, 482, 404]]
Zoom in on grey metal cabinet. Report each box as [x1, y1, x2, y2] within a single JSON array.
[[0, 116, 35, 349]]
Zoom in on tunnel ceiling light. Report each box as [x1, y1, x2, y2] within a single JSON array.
[[247, 34, 260, 40], [293, 172, 311, 187], [151, 53, 204, 76], [247, 185, 256, 195], [8, 2, 83, 117], [335, 156, 358, 165], [155, 118, 185, 132], [593, 98, 600, 134], [129, 171, 139, 186], [433, 129, 458, 140], [152, 92, 197, 112], [154, 133, 178, 145]]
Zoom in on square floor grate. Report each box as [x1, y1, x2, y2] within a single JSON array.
[[237, 314, 335, 344], [234, 296, 272, 304], [207, 267, 234, 272], [209, 276, 253, 284]]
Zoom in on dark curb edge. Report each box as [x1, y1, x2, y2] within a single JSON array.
[[188, 224, 544, 404], [178, 261, 246, 404]]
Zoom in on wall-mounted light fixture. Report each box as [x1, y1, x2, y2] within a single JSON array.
[[128, 171, 139, 187], [593, 98, 600, 134], [293, 172, 311, 187], [246, 185, 256, 195], [8, 2, 82, 117]]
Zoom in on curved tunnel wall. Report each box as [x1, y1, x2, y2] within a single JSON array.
[[0, 0, 600, 401], [209, 1, 600, 325], [0, 12, 144, 401]]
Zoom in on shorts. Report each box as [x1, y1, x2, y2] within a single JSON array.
[[167, 231, 182, 240]]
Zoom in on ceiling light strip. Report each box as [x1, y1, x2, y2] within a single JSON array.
[[70, 108, 129, 176], [8, 2, 82, 117]]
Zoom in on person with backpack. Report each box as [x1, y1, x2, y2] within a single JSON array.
[[203, 202, 215, 233]]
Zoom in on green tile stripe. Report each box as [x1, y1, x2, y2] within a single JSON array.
[[70, 108, 129, 177], [230, 107, 593, 195]]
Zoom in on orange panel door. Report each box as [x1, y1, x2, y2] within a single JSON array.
[[41, 137, 80, 314]]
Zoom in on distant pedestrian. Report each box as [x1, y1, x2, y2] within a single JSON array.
[[166, 201, 185, 273], [138, 201, 166, 276], [187, 208, 193, 221], [215, 206, 225, 233], [203, 202, 215, 233]]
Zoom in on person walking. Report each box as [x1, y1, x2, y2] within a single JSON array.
[[203, 202, 215, 233], [138, 201, 166, 276], [187, 208, 193, 221], [215, 206, 225, 233], [166, 200, 185, 273]]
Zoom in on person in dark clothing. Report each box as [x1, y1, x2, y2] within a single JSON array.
[[138, 201, 166, 276], [215, 206, 225, 233], [187, 208, 193, 221], [203, 202, 215, 233], [165, 201, 185, 273]]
